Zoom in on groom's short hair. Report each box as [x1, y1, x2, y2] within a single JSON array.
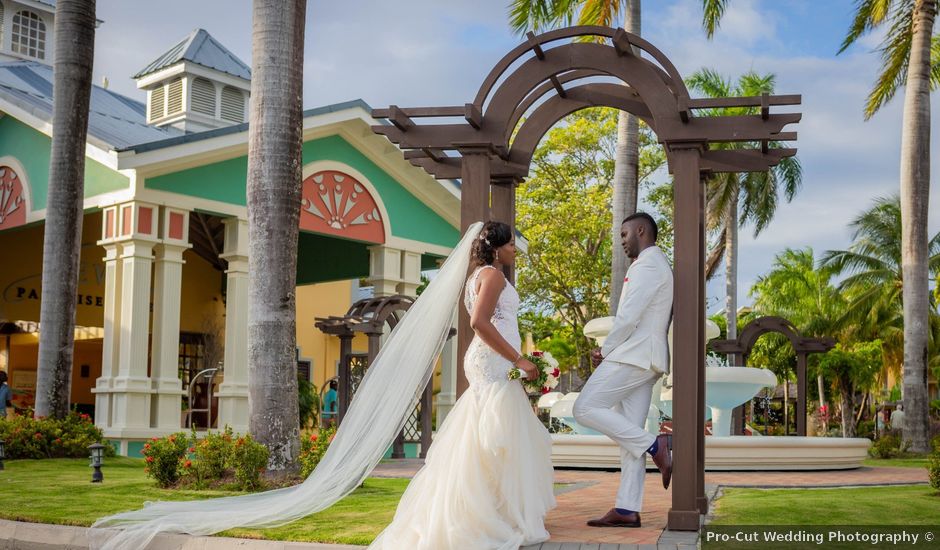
[[622, 212, 658, 242]]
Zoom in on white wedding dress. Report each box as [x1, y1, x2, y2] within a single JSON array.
[[369, 265, 556, 550]]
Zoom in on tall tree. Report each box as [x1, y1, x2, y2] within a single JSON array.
[[34, 0, 97, 419], [841, 0, 939, 457], [508, 0, 642, 315], [246, 0, 307, 473], [686, 69, 802, 343], [822, 196, 940, 400], [704, 0, 939, 456]]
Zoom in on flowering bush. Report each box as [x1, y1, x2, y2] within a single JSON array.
[[0, 410, 113, 459], [230, 434, 269, 491], [191, 426, 233, 481], [928, 449, 940, 491], [299, 425, 336, 478], [142, 432, 189, 488]]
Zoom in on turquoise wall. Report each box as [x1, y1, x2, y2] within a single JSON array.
[[145, 134, 459, 248], [0, 117, 130, 211]]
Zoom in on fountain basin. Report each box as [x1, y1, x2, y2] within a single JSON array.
[[550, 434, 872, 470], [703, 366, 777, 436]]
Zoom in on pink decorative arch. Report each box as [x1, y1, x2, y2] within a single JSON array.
[[0, 166, 27, 230], [300, 170, 385, 244]]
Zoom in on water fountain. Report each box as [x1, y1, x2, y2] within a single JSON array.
[[545, 316, 871, 470]]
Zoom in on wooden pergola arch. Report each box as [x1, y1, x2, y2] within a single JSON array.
[[315, 295, 435, 458], [709, 316, 835, 437], [372, 26, 802, 531]]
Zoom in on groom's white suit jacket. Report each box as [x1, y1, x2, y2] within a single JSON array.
[[601, 245, 674, 374]]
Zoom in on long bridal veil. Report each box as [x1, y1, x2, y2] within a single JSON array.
[[90, 221, 485, 550]]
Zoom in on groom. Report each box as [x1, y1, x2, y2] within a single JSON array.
[[574, 212, 674, 528]]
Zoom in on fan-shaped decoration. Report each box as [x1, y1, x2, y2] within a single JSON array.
[[0, 166, 27, 230], [300, 170, 385, 244]]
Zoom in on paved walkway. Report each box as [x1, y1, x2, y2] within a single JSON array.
[[373, 461, 928, 547]]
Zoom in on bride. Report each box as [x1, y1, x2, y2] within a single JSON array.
[[90, 221, 554, 550], [369, 221, 556, 549]]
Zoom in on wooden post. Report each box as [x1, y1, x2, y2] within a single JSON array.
[[336, 334, 353, 425], [457, 148, 492, 397], [490, 180, 517, 283], [797, 353, 807, 436], [667, 144, 705, 531], [420, 381, 433, 458], [696, 169, 708, 515]]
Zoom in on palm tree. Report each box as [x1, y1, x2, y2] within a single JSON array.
[[34, 0, 97, 419], [245, 0, 307, 473], [704, 0, 938, 456], [508, 0, 641, 315], [686, 69, 802, 342], [823, 195, 940, 435]]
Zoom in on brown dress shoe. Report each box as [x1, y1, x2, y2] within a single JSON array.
[[650, 433, 673, 489], [586, 508, 641, 528]]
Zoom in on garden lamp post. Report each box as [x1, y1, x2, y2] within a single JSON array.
[[88, 442, 105, 482], [0, 438, 5, 470]]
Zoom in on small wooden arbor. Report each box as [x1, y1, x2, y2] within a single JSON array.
[[314, 295, 434, 458], [372, 26, 802, 530], [709, 316, 835, 436]]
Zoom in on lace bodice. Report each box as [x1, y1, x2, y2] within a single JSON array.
[[463, 265, 521, 387]]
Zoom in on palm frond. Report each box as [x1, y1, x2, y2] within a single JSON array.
[[839, 0, 896, 53], [864, 2, 915, 118], [702, 0, 729, 39]]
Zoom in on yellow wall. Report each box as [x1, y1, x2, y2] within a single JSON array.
[[0, 212, 105, 327], [295, 281, 369, 391], [179, 250, 226, 335]]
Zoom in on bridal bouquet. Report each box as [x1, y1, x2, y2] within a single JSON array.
[[508, 351, 561, 394]]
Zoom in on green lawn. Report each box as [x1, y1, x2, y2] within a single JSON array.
[[863, 456, 930, 469], [711, 485, 940, 525], [0, 457, 407, 545]]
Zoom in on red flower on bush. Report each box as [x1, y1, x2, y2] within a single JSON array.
[[183, 460, 192, 469], [53, 438, 62, 445], [309, 434, 318, 442], [146, 456, 154, 463], [33, 432, 42, 440], [144, 443, 151, 450]]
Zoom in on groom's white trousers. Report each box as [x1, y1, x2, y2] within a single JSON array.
[[573, 360, 661, 511]]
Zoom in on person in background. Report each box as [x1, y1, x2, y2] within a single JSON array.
[[0, 371, 12, 418], [322, 379, 338, 426], [890, 404, 905, 432]]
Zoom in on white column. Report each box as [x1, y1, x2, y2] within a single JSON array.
[[217, 218, 249, 433], [397, 250, 422, 297], [92, 238, 121, 429], [368, 245, 402, 297], [110, 239, 156, 432], [151, 242, 189, 430]]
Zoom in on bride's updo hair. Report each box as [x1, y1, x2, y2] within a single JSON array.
[[471, 221, 512, 266]]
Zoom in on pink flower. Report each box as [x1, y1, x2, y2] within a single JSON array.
[[146, 456, 154, 463]]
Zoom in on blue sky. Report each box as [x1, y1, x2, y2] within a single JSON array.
[[93, 0, 939, 312]]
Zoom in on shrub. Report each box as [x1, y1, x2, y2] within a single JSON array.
[[191, 426, 233, 481], [0, 410, 113, 459], [856, 420, 875, 439], [231, 434, 269, 491], [141, 432, 189, 488], [299, 425, 336, 478], [929, 450, 940, 492], [869, 433, 910, 459]]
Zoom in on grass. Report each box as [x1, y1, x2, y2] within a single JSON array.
[[862, 456, 930, 469], [711, 485, 940, 525], [0, 457, 407, 545]]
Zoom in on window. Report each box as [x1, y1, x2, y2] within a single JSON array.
[[11, 11, 46, 60], [190, 77, 216, 116], [149, 86, 166, 121], [220, 86, 244, 123], [166, 78, 184, 115]]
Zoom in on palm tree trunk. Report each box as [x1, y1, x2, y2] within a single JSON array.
[[899, 0, 935, 454], [609, 0, 641, 314], [839, 376, 856, 438], [34, 0, 97, 419], [783, 377, 789, 434], [246, 0, 306, 472], [724, 191, 739, 341]]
